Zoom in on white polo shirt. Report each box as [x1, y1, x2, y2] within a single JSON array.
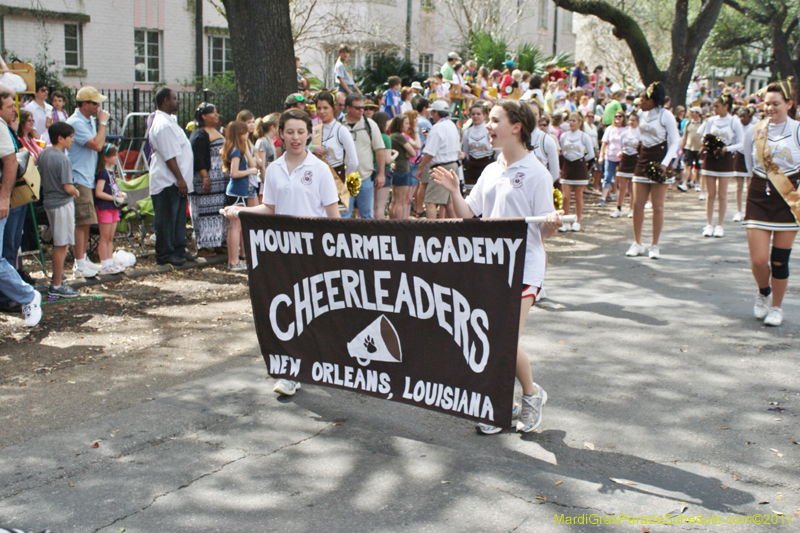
[[466, 152, 554, 287], [148, 110, 195, 196], [424, 117, 461, 164], [262, 150, 339, 217]]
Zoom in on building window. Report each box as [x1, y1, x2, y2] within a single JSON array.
[[209, 36, 233, 76], [539, 0, 548, 28], [421, 0, 434, 10], [134, 29, 162, 83], [64, 23, 82, 67], [561, 9, 573, 33], [419, 53, 433, 77]]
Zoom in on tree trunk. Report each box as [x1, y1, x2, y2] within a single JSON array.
[[770, 21, 798, 79], [553, 0, 724, 108], [221, 0, 297, 116]]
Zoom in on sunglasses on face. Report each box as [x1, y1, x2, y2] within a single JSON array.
[[350, 106, 364, 111], [615, 115, 624, 118]]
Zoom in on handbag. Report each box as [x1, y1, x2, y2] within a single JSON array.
[[3, 151, 41, 209]]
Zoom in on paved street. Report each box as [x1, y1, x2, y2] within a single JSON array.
[[0, 189, 797, 532]]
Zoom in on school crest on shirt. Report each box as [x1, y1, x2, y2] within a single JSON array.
[[511, 172, 524, 188], [301, 171, 313, 186]]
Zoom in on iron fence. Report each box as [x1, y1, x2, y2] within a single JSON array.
[[58, 87, 239, 139]]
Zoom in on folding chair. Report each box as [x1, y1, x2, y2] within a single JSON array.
[[117, 173, 154, 257]]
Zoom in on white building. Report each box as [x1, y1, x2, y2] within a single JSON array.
[[0, 0, 576, 91]]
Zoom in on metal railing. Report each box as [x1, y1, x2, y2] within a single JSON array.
[[58, 88, 239, 138]]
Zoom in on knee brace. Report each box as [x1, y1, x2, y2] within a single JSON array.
[[771, 247, 792, 280]]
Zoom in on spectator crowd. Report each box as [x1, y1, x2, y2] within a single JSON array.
[[0, 47, 797, 334]]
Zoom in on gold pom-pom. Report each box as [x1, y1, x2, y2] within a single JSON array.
[[553, 188, 563, 210], [346, 172, 361, 197]]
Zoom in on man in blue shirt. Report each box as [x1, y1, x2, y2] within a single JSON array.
[[66, 86, 109, 279]]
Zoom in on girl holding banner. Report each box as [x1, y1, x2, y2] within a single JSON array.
[[223, 108, 341, 394], [742, 80, 800, 327], [432, 100, 563, 435]]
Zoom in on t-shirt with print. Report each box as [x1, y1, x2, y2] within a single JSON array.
[[95, 168, 121, 211], [38, 146, 74, 209]]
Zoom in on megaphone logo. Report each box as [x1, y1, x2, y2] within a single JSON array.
[[347, 315, 403, 367]]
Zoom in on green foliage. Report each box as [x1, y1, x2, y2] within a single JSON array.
[[515, 43, 547, 75], [182, 71, 239, 94], [470, 30, 509, 71], [299, 66, 323, 92], [353, 52, 424, 94], [699, 0, 798, 79]]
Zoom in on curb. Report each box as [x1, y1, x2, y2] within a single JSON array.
[[67, 254, 230, 290]]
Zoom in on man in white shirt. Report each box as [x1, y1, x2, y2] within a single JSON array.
[[23, 81, 52, 140], [415, 100, 461, 218], [148, 88, 195, 266]]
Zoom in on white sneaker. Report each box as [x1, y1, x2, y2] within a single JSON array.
[[764, 306, 783, 327], [698, 193, 706, 200], [517, 385, 547, 433], [86, 260, 103, 272], [100, 263, 126, 275], [645, 201, 653, 209], [22, 290, 42, 327], [558, 222, 570, 233], [625, 242, 645, 257], [648, 245, 660, 259], [713, 225, 724, 238], [610, 208, 622, 218], [754, 292, 771, 319], [702, 225, 714, 237], [535, 287, 546, 302], [626, 209, 633, 218], [571, 221, 581, 232], [733, 212, 743, 222], [273, 379, 301, 396], [694, 184, 702, 192], [73, 262, 98, 278]]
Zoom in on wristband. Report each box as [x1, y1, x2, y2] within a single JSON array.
[[100, 122, 108, 126]]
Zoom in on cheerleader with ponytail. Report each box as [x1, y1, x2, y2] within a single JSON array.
[[625, 82, 680, 259], [742, 79, 800, 327], [558, 111, 595, 232], [696, 91, 744, 237]]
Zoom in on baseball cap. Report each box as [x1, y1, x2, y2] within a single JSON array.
[[284, 93, 305, 106], [504, 60, 515, 68], [75, 86, 107, 104], [447, 52, 461, 61], [689, 106, 702, 114], [430, 100, 449, 113]]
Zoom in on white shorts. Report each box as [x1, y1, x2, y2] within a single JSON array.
[[45, 202, 76, 247]]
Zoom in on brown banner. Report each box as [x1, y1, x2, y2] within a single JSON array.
[[240, 214, 528, 428]]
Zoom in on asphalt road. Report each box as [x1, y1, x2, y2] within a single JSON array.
[[0, 188, 797, 533]]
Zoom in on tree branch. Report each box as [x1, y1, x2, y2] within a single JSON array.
[[552, 0, 662, 82]]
